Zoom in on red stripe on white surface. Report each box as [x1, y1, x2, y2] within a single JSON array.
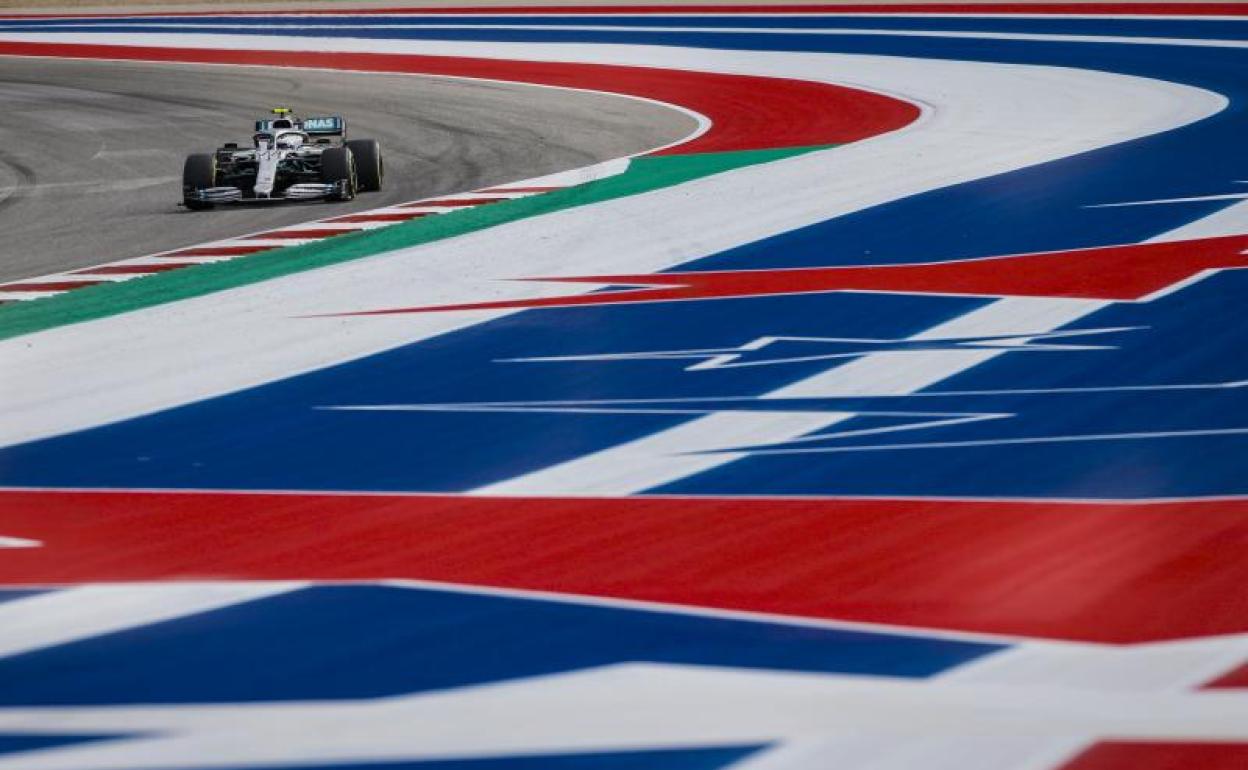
[[162, 245, 278, 257], [338, 234, 1248, 317], [73, 263, 194, 276], [327, 212, 432, 223], [243, 228, 364, 240], [416, 198, 510, 207], [0, 280, 108, 292], [400, 202, 470, 210]]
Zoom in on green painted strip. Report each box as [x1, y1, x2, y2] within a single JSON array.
[[0, 145, 826, 341]]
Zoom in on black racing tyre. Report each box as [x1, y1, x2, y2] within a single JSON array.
[[320, 146, 357, 202], [346, 139, 383, 192], [182, 153, 216, 211]]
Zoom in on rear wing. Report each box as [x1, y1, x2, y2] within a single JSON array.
[[252, 115, 346, 136], [302, 116, 346, 136]]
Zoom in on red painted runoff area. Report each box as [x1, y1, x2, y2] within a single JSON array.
[[3, 489, 1247, 644], [339, 234, 1248, 316], [1058, 742, 1248, 770], [0, 42, 920, 156]]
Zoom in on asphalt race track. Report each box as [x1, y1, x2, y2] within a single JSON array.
[[1, 3, 1248, 770], [0, 55, 695, 280]]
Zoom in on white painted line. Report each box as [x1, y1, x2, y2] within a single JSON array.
[[489, 157, 631, 190], [396, 205, 474, 214], [1090, 192, 1248, 207], [149, 255, 239, 264], [224, 237, 324, 247], [425, 191, 537, 202], [315, 220, 397, 231], [0, 535, 40, 548], [0, 291, 60, 302], [1153, 197, 1248, 241], [279, 219, 375, 228], [74, 255, 213, 269], [1, 273, 132, 284]]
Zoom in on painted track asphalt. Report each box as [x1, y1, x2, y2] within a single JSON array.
[[1, 8, 1248, 770], [0, 54, 696, 281]]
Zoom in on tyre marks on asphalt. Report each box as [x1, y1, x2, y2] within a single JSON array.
[[0, 148, 36, 214]]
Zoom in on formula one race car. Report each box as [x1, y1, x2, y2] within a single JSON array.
[[182, 108, 383, 209]]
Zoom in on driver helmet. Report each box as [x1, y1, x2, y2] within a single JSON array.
[[276, 132, 306, 149]]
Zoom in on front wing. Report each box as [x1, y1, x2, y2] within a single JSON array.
[[186, 181, 347, 204]]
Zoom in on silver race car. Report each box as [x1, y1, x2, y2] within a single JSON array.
[[182, 107, 383, 209]]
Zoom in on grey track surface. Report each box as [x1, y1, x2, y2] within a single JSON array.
[[0, 56, 698, 282]]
